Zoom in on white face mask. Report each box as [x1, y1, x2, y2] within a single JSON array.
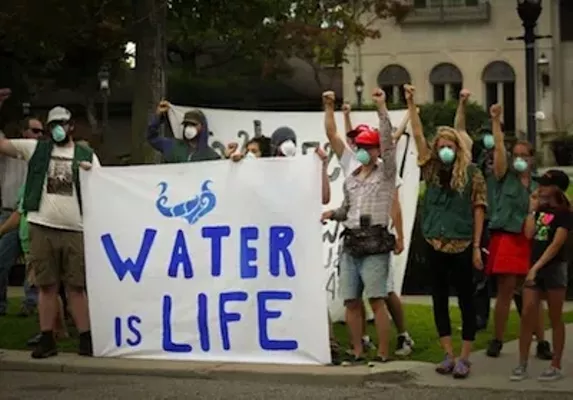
[[183, 126, 198, 140], [279, 140, 296, 157], [245, 151, 257, 159]]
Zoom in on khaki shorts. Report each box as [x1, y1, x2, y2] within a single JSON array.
[[28, 223, 86, 288], [25, 253, 35, 287]]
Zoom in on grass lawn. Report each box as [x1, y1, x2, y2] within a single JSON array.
[[3, 297, 573, 363]]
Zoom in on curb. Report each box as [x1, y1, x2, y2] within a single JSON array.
[[0, 350, 428, 387]]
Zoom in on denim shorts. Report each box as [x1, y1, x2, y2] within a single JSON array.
[[338, 251, 390, 301]]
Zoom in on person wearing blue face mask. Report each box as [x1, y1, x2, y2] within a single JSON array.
[[485, 104, 552, 360], [408, 84, 486, 379]]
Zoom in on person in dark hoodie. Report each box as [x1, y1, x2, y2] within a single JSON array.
[[147, 100, 220, 162], [270, 127, 298, 157]]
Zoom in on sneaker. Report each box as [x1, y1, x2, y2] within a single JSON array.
[[452, 359, 471, 379], [435, 354, 456, 375], [395, 334, 413, 356], [341, 354, 367, 366], [26, 333, 42, 347], [78, 331, 93, 357], [31, 332, 58, 359], [368, 355, 389, 367], [538, 366, 563, 382], [486, 339, 503, 357], [510, 364, 528, 381], [536, 340, 553, 360], [362, 335, 376, 352]]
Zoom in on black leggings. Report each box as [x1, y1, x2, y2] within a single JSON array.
[[427, 243, 477, 341]]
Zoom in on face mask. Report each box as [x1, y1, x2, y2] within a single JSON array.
[[51, 125, 67, 143], [513, 157, 528, 172], [279, 140, 296, 157], [245, 151, 256, 159], [438, 147, 455, 164], [483, 134, 494, 149], [356, 148, 371, 165], [183, 126, 198, 140]]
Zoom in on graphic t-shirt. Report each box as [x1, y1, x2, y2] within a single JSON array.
[[9, 139, 101, 231], [531, 209, 573, 266]]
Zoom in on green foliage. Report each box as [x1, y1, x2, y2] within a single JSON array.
[[419, 100, 488, 140]]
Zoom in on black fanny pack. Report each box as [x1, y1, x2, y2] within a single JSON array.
[[342, 225, 395, 257]]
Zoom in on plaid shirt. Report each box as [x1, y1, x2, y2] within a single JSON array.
[[333, 109, 396, 228]]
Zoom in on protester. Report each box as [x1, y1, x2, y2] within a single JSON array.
[[335, 98, 414, 356], [0, 182, 69, 344], [320, 87, 396, 365], [147, 100, 220, 162], [407, 84, 485, 378], [225, 136, 271, 159], [511, 170, 571, 381], [0, 106, 97, 358], [485, 104, 551, 359], [270, 127, 298, 157], [0, 112, 43, 317]]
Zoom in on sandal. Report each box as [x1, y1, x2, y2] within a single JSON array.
[[436, 354, 455, 375], [452, 359, 471, 379]]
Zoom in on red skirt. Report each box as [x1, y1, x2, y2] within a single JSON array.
[[486, 231, 530, 276]]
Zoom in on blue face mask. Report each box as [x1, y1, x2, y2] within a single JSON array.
[[51, 125, 66, 142], [438, 147, 455, 164], [513, 157, 528, 172], [356, 149, 370, 165], [482, 134, 494, 149]]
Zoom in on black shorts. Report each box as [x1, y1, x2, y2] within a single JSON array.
[[529, 261, 568, 292]]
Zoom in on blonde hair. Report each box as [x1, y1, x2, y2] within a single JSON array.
[[427, 126, 471, 192]]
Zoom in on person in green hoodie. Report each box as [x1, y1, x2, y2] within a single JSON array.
[[147, 100, 221, 163]]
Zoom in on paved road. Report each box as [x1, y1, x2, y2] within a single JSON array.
[[2, 371, 572, 400]]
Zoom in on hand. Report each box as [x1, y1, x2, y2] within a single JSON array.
[[393, 236, 404, 255], [529, 189, 539, 213], [490, 104, 502, 120], [372, 88, 386, 105], [315, 146, 328, 165], [321, 210, 334, 222], [341, 103, 351, 115], [79, 161, 92, 171], [526, 268, 538, 284], [225, 142, 239, 158], [0, 88, 11, 106], [156, 100, 170, 116], [322, 91, 335, 108], [472, 247, 483, 270], [230, 152, 244, 162], [460, 89, 471, 103], [403, 84, 415, 102]]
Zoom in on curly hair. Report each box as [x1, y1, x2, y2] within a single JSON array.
[[426, 126, 471, 192]]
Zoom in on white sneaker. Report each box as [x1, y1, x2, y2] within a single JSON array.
[[395, 333, 414, 356]]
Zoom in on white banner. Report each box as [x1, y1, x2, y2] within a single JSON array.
[[81, 156, 330, 364], [167, 106, 420, 322]]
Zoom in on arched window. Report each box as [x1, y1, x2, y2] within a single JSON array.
[[482, 61, 516, 133], [429, 63, 463, 102], [377, 64, 411, 105]]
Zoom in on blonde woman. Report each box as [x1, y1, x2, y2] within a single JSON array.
[[405, 84, 486, 379]]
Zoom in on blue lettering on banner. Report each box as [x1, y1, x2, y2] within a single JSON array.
[[197, 293, 210, 351], [202, 226, 231, 277], [269, 226, 295, 277], [168, 230, 194, 279], [219, 291, 248, 350], [102, 229, 157, 283], [257, 291, 298, 351], [240, 227, 259, 279], [162, 295, 192, 353], [114, 315, 142, 347]]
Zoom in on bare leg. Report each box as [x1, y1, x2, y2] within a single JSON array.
[[369, 298, 390, 358], [384, 292, 406, 333], [493, 274, 516, 341], [66, 287, 90, 332], [546, 289, 566, 370], [345, 300, 364, 356], [38, 284, 59, 331], [518, 288, 539, 365]]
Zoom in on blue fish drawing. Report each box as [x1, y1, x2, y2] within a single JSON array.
[[156, 180, 216, 225]]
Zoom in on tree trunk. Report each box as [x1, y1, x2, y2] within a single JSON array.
[[131, 0, 166, 164]]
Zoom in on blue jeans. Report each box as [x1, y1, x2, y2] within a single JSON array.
[[0, 211, 35, 312]]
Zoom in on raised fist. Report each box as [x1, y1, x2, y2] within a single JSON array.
[[156, 100, 170, 116], [403, 84, 415, 101], [225, 142, 239, 158], [315, 146, 328, 164], [460, 89, 471, 102], [342, 103, 351, 115], [490, 104, 502, 119], [372, 88, 386, 104], [322, 91, 335, 107]]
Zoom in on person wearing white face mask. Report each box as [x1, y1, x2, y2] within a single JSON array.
[[147, 100, 220, 163]]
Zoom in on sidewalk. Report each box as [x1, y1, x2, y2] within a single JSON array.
[[2, 328, 573, 392]]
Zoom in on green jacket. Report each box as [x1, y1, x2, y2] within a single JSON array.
[[488, 170, 536, 233]]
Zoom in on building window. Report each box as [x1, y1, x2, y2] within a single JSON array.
[[377, 64, 411, 105], [414, 0, 479, 8], [560, 0, 573, 42], [482, 61, 516, 133], [429, 63, 463, 103]]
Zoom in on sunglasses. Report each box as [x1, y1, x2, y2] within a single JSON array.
[[30, 128, 44, 134]]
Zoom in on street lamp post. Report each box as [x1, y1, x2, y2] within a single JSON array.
[[508, 0, 551, 149], [354, 76, 364, 110], [97, 65, 110, 141]]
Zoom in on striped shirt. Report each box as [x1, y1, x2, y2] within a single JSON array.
[[333, 109, 396, 228]]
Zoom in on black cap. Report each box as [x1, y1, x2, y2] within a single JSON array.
[[534, 169, 570, 192]]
